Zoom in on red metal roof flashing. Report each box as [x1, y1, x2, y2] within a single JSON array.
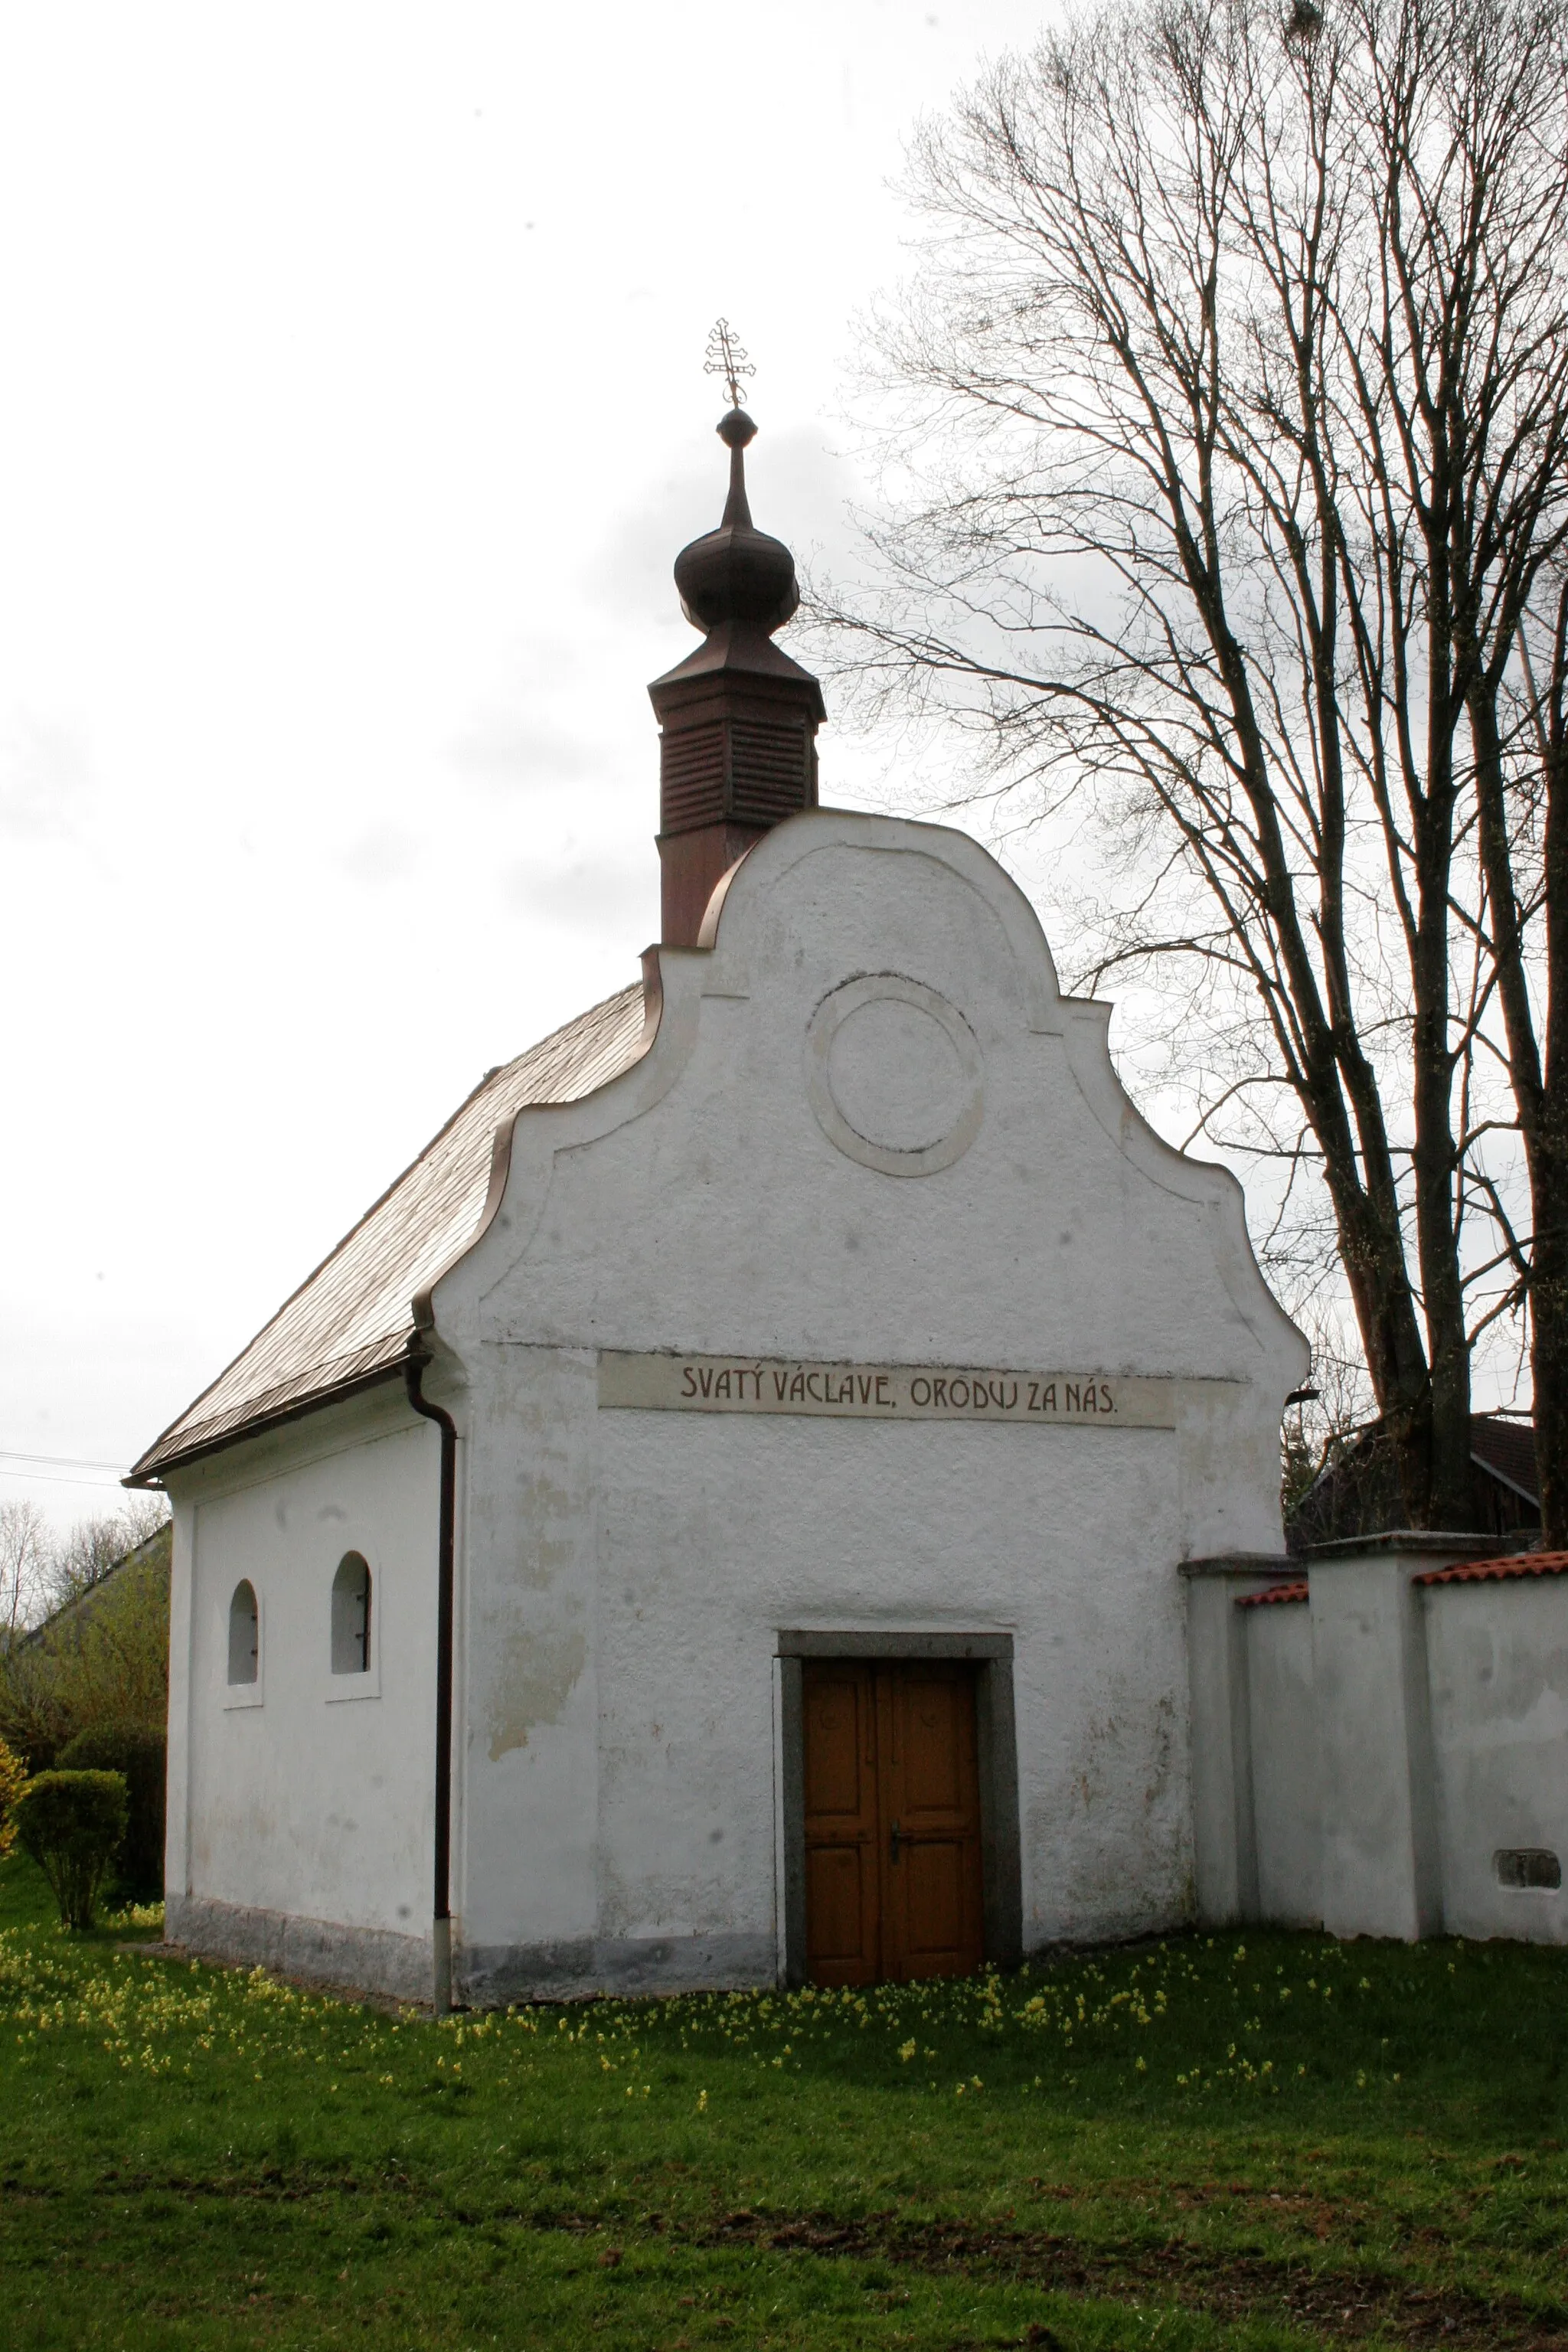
[[1236, 1579, 1308, 1608], [1415, 1550, 1568, 1586]]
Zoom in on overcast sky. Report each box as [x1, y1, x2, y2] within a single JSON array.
[[0, 0, 1071, 1527]]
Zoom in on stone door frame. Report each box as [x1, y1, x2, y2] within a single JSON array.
[[776, 1630, 1023, 1987]]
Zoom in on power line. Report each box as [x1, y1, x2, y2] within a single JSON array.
[[0, 1465, 126, 1491], [0, 1447, 129, 1472]]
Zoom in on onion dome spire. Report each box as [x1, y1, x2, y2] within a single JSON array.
[[672, 407, 800, 635], [648, 323, 825, 947]]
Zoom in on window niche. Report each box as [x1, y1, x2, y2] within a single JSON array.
[[1495, 1847, 1562, 1891], [328, 1550, 378, 1697], [224, 1579, 263, 1707]]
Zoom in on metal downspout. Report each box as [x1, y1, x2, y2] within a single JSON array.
[[404, 1345, 456, 2014]]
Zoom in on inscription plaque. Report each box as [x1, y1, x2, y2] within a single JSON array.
[[597, 1351, 1186, 1429]]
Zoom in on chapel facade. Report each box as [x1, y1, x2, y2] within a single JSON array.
[[134, 394, 1567, 2005]]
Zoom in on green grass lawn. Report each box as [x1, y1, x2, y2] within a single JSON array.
[[2, 1855, 1565, 2349]]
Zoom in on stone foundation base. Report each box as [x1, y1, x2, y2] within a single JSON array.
[[165, 1899, 779, 2009], [166, 1893, 433, 2004], [456, 1929, 780, 2004], [459, 1931, 778, 2008]]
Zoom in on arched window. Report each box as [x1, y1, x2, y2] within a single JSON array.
[[331, 1551, 372, 1675], [227, 1580, 260, 1685]]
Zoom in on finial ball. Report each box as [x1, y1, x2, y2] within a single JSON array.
[[717, 407, 757, 450]]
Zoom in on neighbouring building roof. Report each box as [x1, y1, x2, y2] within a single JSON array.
[[129, 982, 648, 1485], [1415, 1550, 1568, 1587], [1286, 1411, 1541, 1553], [1466, 1415, 1541, 1503], [15, 1521, 173, 1651]]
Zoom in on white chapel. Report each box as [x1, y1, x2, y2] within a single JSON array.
[[133, 393, 1567, 2004]]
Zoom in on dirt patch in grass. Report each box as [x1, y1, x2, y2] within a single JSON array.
[[448, 2195, 1568, 2346], [44, 2167, 1566, 2346], [674, 2204, 1568, 2347]]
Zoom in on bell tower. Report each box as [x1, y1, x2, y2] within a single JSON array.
[[648, 328, 826, 946]]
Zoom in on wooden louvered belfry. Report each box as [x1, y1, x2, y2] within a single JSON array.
[[649, 401, 826, 947]]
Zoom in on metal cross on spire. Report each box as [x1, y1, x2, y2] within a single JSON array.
[[704, 318, 754, 410]]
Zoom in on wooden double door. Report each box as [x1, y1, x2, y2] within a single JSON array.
[[802, 1658, 985, 1985]]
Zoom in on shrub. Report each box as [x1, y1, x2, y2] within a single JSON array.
[[57, 1722, 166, 1900], [15, 1770, 129, 1929], [0, 1734, 24, 1857]]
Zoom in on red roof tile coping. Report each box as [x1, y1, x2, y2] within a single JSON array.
[[1415, 1551, 1568, 1586], [1233, 1556, 1568, 1601]]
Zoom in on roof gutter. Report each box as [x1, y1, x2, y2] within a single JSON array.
[[403, 1343, 457, 2015]]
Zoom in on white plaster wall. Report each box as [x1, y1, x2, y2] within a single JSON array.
[[596, 1413, 1189, 1952], [1245, 1602, 1321, 1926], [452, 1345, 599, 1959], [165, 1498, 196, 1899], [1425, 1582, 1568, 1944], [434, 814, 1306, 1984], [167, 1390, 440, 1947], [451, 1360, 1192, 1978], [1308, 1551, 1444, 1942]]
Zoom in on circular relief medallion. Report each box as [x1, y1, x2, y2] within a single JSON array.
[[804, 975, 984, 1177]]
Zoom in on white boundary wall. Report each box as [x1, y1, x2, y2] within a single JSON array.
[[1426, 1577, 1568, 1941], [1191, 1541, 1568, 1944]]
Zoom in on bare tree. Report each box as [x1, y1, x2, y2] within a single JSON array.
[[0, 1500, 51, 1649], [1477, 549, 1568, 1543], [815, 0, 1568, 1530]]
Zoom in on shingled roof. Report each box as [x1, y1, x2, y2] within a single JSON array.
[[130, 982, 649, 1483], [1467, 1413, 1540, 1503], [1286, 1410, 1541, 1551]]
